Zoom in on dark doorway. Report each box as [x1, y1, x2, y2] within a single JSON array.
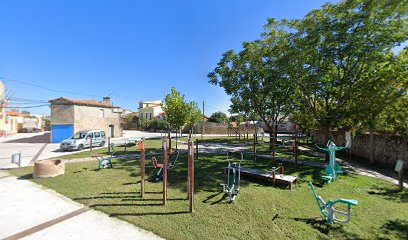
[[109, 125, 114, 138]]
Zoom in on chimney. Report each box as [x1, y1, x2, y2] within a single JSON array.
[[103, 97, 111, 105]]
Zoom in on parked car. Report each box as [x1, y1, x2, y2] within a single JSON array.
[[60, 130, 106, 151]]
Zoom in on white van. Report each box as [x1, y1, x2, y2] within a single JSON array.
[[60, 130, 107, 151]]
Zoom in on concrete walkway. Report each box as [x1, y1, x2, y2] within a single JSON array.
[[0, 170, 163, 240]]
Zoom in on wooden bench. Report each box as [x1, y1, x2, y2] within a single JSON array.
[[225, 166, 297, 189]]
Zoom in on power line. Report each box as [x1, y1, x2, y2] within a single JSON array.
[[9, 97, 48, 102], [5, 104, 50, 109], [1, 76, 140, 104], [7, 101, 49, 105], [0, 76, 103, 98]]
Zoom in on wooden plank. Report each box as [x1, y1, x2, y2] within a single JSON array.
[[224, 167, 297, 186]]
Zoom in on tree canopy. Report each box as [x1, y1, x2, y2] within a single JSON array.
[[208, 111, 228, 124], [209, 0, 408, 142], [162, 87, 190, 131]]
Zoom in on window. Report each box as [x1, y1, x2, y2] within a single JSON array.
[[86, 132, 94, 139], [99, 109, 105, 118], [145, 113, 148, 119], [101, 131, 106, 137], [94, 132, 100, 138], [149, 113, 152, 120]]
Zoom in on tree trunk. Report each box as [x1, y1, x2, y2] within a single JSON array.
[[268, 122, 276, 164]]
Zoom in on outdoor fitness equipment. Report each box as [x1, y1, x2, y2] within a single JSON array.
[[151, 149, 180, 181], [315, 140, 348, 183], [140, 138, 195, 212], [220, 152, 242, 202], [309, 182, 358, 224], [93, 143, 115, 169]]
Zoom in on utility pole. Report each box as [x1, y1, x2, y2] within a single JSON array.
[[201, 101, 204, 140]]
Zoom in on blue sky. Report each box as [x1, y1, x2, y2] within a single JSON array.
[[0, 0, 341, 115]]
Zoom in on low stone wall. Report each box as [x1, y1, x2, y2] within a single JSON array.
[[196, 122, 229, 134], [313, 130, 408, 170]]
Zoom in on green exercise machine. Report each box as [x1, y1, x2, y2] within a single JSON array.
[[220, 152, 242, 202], [309, 182, 358, 224], [316, 140, 348, 183], [92, 143, 115, 169]]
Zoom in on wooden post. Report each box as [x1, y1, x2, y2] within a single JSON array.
[[108, 137, 111, 153], [253, 133, 257, 161], [195, 140, 199, 160], [273, 168, 276, 186], [399, 169, 404, 191], [162, 139, 168, 205], [90, 137, 93, 153], [294, 125, 298, 167], [188, 138, 194, 213], [168, 129, 171, 153], [140, 139, 145, 198]]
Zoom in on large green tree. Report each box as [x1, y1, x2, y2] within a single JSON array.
[[209, 22, 296, 162], [208, 111, 228, 124], [288, 0, 408, 142]]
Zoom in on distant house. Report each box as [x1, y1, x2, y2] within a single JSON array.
[[4, 111, 30, 134], [21, 114, 44, 132], [138, 100, 164, 121], [49, 97, 123, 143], [0, 80, 7, 134]]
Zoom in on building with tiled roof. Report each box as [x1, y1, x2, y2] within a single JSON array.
[[49, 96, 123, 143]]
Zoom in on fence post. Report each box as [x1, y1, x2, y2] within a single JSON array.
[[90, 137, 93, 153], [253, 133, 257, 161], [188, 138, 194, 213], [140, 139, 145, 198], [163, 139, 168, 205], [108, 137, 111, 153], [195, 140, 199, 160]]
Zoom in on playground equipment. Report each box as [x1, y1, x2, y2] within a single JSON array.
[[92, 143, 115, 169], [315, 140, 348, 183], [151, 149, 180, 181], [139, 138, 195, 212], [221, 152, 242, 202], [225, 153, 297, 189], [309, 182, 358, 224]]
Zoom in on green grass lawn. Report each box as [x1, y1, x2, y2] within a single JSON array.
[[9, 139, 408, 239]]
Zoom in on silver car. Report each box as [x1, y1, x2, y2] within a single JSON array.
[[60, 130, 106, 151]]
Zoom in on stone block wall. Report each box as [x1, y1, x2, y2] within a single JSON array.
[[313, 130, 408, 170]]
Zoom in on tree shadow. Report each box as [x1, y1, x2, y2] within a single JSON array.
[[367, 186, 408, 203], [380, 219, 408, 239]]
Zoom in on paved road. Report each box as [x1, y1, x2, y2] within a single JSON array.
[[0, 170, 162, 240], [0, 131, 165, 169]]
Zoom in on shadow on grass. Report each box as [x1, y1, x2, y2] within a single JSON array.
[[110, 211, 189, 217], [17, 174, 33, 180], [368, 186, 408, 203], [380, 219, 408, 239], [293, 217, 364, 239], [90, 203, 163, 207]]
